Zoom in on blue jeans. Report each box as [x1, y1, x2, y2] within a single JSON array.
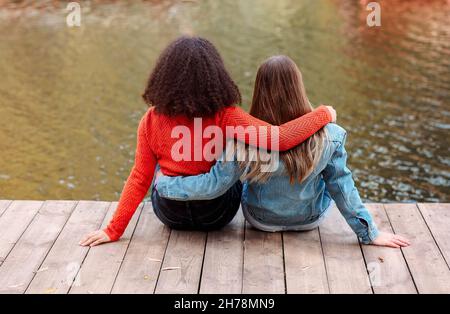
[[242, 201, 334, 232], [151, 181, 242, 231]]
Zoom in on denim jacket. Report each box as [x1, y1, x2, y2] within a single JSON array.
[[156, 124, 379, 244]]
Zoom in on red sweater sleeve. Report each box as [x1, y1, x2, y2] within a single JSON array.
[[220, 105, 332, 151], [104, 112, 157, 241]]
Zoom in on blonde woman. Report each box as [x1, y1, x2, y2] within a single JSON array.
[[155, 55, 410, 248]]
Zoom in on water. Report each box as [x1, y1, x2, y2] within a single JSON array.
[[0, 0, 449, 202]]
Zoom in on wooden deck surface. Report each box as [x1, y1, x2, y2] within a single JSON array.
[[0, 200, 449, 294]]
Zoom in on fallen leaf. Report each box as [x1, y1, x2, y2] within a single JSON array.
[[162, 267, 181, 271], [143, 275, 150, 280], [301, 266, 311, 271], [44, 287, 57, 294], [147, 258, 162, 263]]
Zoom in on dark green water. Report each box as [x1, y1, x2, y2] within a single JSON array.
[[0, 0, 449, 202]]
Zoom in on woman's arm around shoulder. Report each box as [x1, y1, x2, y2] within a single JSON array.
[[220, 105, 336, 151]]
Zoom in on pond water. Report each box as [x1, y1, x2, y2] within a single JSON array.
[[0, 0, 449, 202]]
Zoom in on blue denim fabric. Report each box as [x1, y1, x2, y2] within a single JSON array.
[[156, 124, 379, 244]]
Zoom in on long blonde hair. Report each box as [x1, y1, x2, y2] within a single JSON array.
[[240, 56, 326, 184]]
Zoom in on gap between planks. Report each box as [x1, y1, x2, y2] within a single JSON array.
[[0, 201, 449, 294]]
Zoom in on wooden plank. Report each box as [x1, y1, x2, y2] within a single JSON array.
[[418, 203, 450, 268], [0, 201, 43, 265], [385, 203, 450, 293], [25, 201, 110, 294], [155, 230, 207, 294], [111, 203, 170, 294], [242, 222, 285, 294], [319, 204, 372, 294], [361, 204, 417, 294], [283, 228, 329, 294], [0, 201, 77, 293], [69, 202, 143, 294], [199, 210, 245, 294], [0, 200, 12, 217]]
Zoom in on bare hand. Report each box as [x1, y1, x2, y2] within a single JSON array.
[[326, 106, 337, 123], [79, 230, 111, 247], [371, 232, 411, 248]]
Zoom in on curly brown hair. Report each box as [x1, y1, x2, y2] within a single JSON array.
[[142, 36, 242, 118]]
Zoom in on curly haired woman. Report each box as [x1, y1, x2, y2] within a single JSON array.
[[79, 37, 335, 246]]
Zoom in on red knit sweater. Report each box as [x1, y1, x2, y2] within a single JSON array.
[[104, 105, 332, 240]]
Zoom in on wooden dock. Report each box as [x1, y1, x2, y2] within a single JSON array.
[[0, 200, 449, 294]]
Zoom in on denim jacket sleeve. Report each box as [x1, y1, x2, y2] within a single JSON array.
[[155, 160, 243, 201], [322, 132, 379, 244]]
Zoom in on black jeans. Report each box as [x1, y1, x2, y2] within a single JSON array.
[[151, 181, 242, 231]]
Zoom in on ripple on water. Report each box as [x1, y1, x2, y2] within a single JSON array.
[[0, 0, 448, 202]]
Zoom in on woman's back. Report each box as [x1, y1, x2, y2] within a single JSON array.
[[242, 123, 379, 243], [242, 123, 345, 227]]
